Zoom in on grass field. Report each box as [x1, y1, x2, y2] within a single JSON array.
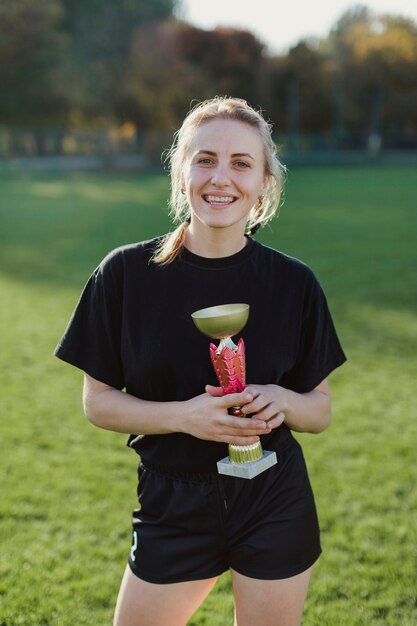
[[0, 165, 416, 625]]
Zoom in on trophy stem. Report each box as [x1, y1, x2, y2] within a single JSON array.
[[229, 441, 263, 463], [217, 336, 237, 352]]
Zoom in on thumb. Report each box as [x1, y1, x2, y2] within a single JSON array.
[[205, 384, 224, 397]]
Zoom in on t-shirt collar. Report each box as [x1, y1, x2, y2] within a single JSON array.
[[180, 235, 256, 269]]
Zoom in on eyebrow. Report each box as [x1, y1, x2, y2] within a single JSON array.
[[195, 150, 255, 161]]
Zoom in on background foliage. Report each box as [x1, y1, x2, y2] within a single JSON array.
[[1, 1, 417, 153]]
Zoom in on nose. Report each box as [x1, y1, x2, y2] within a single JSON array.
[[211, 164, 231, 187]]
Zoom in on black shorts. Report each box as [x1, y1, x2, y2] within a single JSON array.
[[128, 433, 321, 584]]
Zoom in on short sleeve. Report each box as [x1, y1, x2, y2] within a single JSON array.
[[54, 254, 125, 389], [281, 273, 346, 393]]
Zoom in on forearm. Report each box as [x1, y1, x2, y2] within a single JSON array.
[[83, 374, 279, 443], [283, 387, 331, 433], [83, 386, 184, 435]]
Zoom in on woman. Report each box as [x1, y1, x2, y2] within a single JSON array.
[[55, 96, 346, 626]]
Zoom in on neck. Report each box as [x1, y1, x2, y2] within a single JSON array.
[[184, 224, 248, 258]]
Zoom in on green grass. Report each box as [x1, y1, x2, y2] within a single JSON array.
[[0, 166, 416, 625]]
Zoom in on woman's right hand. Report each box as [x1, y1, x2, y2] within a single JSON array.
[[181, 391, 271, 445], [82, 373, 271, 442]]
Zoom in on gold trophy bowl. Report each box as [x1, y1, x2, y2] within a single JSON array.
[[192, 303, 277, 479], [191, 303, 249, 340]]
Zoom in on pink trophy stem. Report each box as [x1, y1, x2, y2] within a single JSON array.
[[210, 337, 246, 416]]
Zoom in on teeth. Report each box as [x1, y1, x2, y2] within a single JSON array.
[[205, 195, 234, 203]]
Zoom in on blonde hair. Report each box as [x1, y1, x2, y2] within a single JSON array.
[[153, 96, 286, 265]]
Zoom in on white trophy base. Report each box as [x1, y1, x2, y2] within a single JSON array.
[[217, 450, 277, 479]]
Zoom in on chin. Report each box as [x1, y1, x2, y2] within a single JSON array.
[[200, 213, 248, 230], [206, 220, 241, 231]]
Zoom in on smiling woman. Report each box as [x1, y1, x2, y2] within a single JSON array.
[[54, 96, 346, 626], [153, 96, 285, 264]]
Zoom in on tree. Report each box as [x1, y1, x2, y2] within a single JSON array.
[[59, 0, 178, 123], [119, 22, 268, 135], [0, 0, 179, 128], [326, 7, 417, 147], [118, 20, 201, 132], [0, 0, 68, 125], [264, 41, 333, 147], [177, 25, 266, 105]]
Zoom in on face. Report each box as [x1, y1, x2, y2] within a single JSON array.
[[182, 119, 268, 235]]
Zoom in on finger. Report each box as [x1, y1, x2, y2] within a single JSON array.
[[223, 415, 270, 431], [246, 404, 278, 421], [222, 426, 270, 437], [243, 385, 260, 399], [265, 412, 286, 429], [221, 391, 253, 408], [205, 384, 224, 397], [221, 435, 260, 446], [241, 395, 270, 415], [215, 420, 269, 436], [242, 390, 278, 415]]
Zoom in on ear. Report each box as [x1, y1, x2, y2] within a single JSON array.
[[261, 175, 270, 195]]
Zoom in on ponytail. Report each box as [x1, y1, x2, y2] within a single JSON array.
[[152, 220, 190, 265]]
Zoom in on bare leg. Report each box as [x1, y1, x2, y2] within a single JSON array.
[[113, 565, 219, 626], [231, 566, 313, 626]]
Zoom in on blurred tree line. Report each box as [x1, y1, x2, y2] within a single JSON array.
[[1, 0, 416, 156]]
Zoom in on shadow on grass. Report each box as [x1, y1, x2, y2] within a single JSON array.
[[0, 170, 171, 290], [1, 166, 416, 315]]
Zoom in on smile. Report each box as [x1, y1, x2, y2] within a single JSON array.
[[203, 195, 236, 204]]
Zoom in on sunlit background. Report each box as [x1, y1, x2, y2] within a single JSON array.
[[178, 0, 417, 53], [1, 0, 417, 165]]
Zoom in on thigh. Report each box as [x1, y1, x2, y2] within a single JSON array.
[[231, 566, 313, 626], [114, 565, 219, 626]]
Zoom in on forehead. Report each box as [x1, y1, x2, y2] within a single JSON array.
[[188, 118, 264, 157]]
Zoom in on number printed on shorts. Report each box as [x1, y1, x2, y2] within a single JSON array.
[[130, 529, 138, 562]]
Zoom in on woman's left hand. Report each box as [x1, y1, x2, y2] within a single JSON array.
[[205, 383, 287, 431]]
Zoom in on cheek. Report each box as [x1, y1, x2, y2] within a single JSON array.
[[245, 177, 264, 199], [186, 169, 205, 191]]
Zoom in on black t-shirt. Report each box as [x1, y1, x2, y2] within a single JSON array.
[[55, 236, 346, 472]]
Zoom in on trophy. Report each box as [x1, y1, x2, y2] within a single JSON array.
[[191, 303, 277, 479]]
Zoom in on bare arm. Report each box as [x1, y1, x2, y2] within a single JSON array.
[[207, 378, 331, 434], [243, 379, 331, 433], [82, 373, 275, 446]]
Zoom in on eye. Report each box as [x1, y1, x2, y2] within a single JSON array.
[[235, 160, 250, 168], [197, 157, 214, 165]]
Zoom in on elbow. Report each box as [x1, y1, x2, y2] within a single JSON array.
[[82, 374, 116, 430], [312, 399, 332, 433], [312, 413, 331, 434], [83, 391, 104, 428], [83, 406, 97, 426], [310, 393, 332, 434], [307, 380, 332, 434]]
